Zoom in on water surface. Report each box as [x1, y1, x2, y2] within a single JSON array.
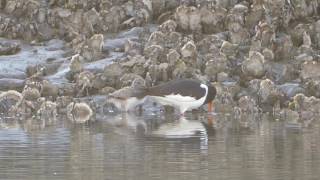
[[0, 113, 320, 180]]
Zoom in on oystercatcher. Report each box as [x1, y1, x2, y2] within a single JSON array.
[[147, 79, 216, 114], [107, 79, 216, 114]]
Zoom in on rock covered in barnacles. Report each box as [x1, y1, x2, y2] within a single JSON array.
[[119, 73, 145, 88], [290, 93, 320, 114], [174, 5, 201, 32], [313, 20, 320, 49], [78, 34, 105, 62], [254, 22, 275, 48], [200, 5, 227, 34], [167, 49, 181, 66], [99, 86, 116, 95], [67, 102, 93, 123], [300, 61, 320, 81], [103, 62, 124, 88], [122, 55, 146, 76], [22, 86, 41, 101], [0, 41, 21, 55], [237, 95, 259, 114], [248, 79, 262, 94], [197, 34, 225, 54], [290, 0, 318, 19], [40, 80, 59, 100], [245, 1, 264, 29], [58, 83, 77, 97], [242, 51, 266, 78], [290, 24, 311, 47], [36, 100, 57, 120], [220, 41, 238, 58], [148, 63, 170, 82], [301, 31, 312, 49], [205, 53, 228, 80], [272, 34, 293, 61], [91, 73, 107, 90], [121, 0, 152, 29], [146, 31, 165, 46], [258, 79, 283, 105], [69, 54, 83, 73], [303, 79, 320, 98], [159, 20, 177, 33], [226, 4, 250, 44], [75, 71, 95, 96], [144, 44, 164, 62], [0, 90, 23, 115], [262, 48, 274, 61], [180, 41, 197, 59], [124, 39, 142, 56]]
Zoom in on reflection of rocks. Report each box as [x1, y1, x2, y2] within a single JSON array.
[[152, 117, 205, 138], [0, 90, 23, 115], [67, 102, 93, 123], [36, 100, 57, 121]]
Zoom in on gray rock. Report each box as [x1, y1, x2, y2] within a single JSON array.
[[0, 78, 25, 91], [278, 83, 305, 98]]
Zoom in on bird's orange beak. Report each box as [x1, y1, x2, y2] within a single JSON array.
[[208, 101, 214, 113]]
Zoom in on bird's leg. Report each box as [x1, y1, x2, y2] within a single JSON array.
[[207, 114, 215, 127], [208, 101, 214, 113]]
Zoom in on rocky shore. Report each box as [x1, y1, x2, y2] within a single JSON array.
[[0, 0, 319, 125]]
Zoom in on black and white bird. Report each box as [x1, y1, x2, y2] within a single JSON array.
[[146, 79, 216, 114], [108, 79, 217, 114]]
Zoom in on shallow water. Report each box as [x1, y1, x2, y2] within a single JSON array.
[[0, 113, 320, 180]]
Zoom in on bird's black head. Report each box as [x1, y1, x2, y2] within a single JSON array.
[[204, 84, 217, 104]]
